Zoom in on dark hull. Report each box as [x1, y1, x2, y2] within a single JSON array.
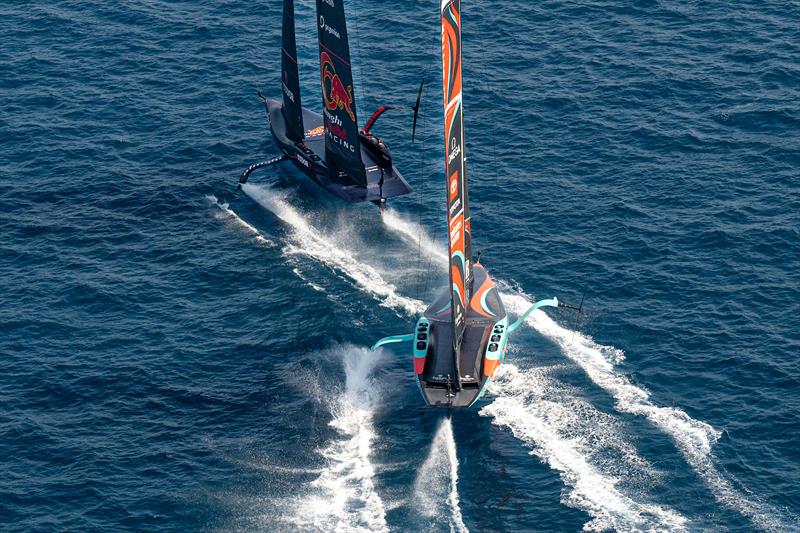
[[414, 264, 509, 408], [266, 99, 412, 203]]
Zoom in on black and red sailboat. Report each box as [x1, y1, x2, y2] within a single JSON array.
[[371, 0, 568, 409], [239, 0, 419, 207]]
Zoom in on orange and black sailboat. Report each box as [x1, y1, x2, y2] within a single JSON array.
[[371, 0, 569, 409], [239, 0, 421, 208]]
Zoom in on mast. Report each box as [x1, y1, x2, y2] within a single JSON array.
[[281, 0, 304, 142], [315, 0, 367, 186], [441, 0, 471, 357]]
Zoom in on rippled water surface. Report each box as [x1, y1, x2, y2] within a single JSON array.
[[2, 1, 799, 531]]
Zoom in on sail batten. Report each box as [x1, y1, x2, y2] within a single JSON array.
[[281, 0, 304, 142], [441, 0, 471, 358], [315, 0, 367, 186]]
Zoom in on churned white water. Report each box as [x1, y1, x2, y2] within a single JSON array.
[[241, 184, 425, 316], [288, 346, 389, 533], [413, 418, 469, 533]]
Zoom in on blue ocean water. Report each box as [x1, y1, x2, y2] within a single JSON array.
[[1, 0, 799, 531]]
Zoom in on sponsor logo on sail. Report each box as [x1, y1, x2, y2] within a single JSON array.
[[449, 197, 461, 217], [449, 216, 463, 246], [448, 136, 461, 164], [449, 170, 459, 201], [319, 13, 340, 39], [327, 128, 356, 152], [282, 71, 296, 103], [332, 138, 356, 153], [282, 85, 295, 103], [321, 51, 355, 122], [328, 121, 347, 139], [323, 107, 343, 127]]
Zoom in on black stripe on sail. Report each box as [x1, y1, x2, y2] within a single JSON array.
[[316, 0, 366, 186], [281, 0, 304, 142]]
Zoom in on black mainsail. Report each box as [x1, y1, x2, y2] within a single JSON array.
[[315, 0, 367, 186], [281, 0, 304, 142], [441, 0, 470, 357]]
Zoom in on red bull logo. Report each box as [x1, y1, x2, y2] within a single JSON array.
[[320, 51, 355, 122]]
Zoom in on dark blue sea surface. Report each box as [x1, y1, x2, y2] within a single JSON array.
[[2, 1, 799, 531]]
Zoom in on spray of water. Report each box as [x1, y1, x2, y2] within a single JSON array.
[[413, 418, 469, 533], [285, 345, 389, 533], [241, 184, 425, 316], [382, 208, 448, 265], [206, 194, 275, 247], [217, 345, 388, 532]]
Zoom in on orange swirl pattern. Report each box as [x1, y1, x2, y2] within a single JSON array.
[[441, 0, 468, 350]]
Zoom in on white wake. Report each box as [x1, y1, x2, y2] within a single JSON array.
[[207, 194, 275, 247], [413, 418, 469, 533], [382, 208, 448, 265], [481, 363, 686, 532], [286, 345, 389, 533], [504, 295, 795, 532], [241, 184, 424, 316]]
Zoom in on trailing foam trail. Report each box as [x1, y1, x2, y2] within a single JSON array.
[[219, 346, 388, 532], [444, 420, 468, 533], [241, 184, 425, 316], [382, 209, 448, 265], [413, 419, 469, 533], [206, 194, 275, 247], [504, 295, 797, 532], [481, 363, 687, 532], [383, 209, 795, 531], [288, 346, 389, 533]]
